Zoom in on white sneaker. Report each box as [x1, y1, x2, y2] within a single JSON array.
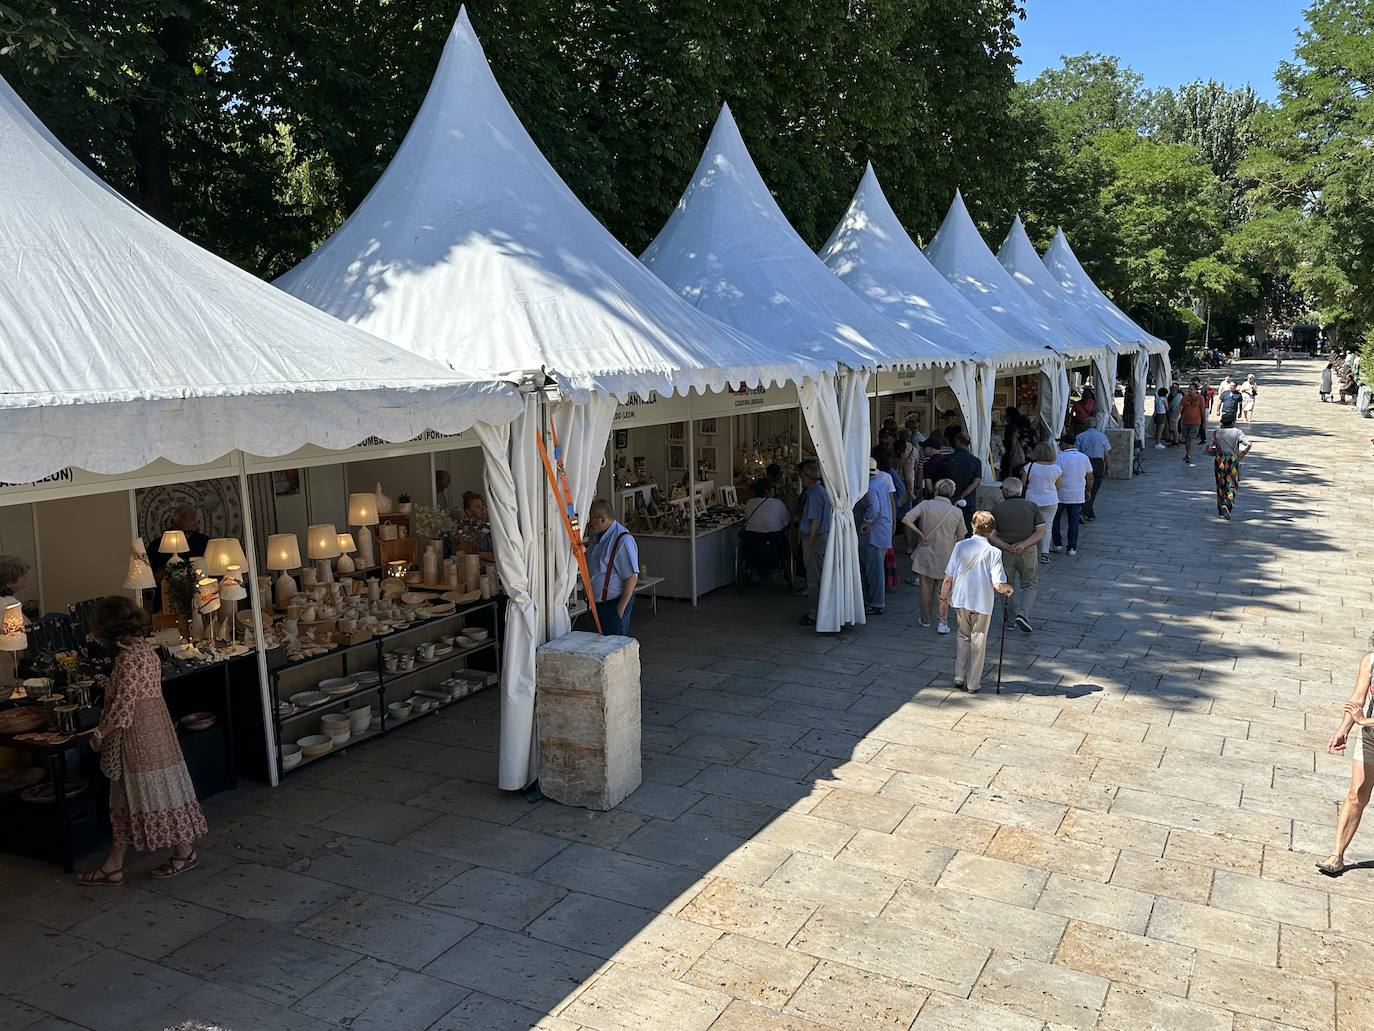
[[1051, 545, 1064, 553], [1154, 443, 1167, 449], [1067, 548, 1078, 556], [937, 622, 951, 635], [919, 619, 931, 628]]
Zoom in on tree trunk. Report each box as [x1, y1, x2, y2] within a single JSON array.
[[130, 99, 175, 225]]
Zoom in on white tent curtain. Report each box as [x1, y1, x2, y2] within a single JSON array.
[[1132, 348, 1150, 444], [1158, 352, 1173, 391], [945, 363, 979, 446], [975, 363, 997, 478], [476, 393, 543, 790], [548, 394, 618, 639], [1041, 359, 1070, 439], [1091, 352, 1116, 428], [798, 369, 868, 632]]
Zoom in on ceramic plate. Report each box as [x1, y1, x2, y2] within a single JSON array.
[[290, 690, 328, 707]]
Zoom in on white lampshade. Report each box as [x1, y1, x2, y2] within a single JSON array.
[[266, 534, 302, 571], [347, 493, 379, 526], [219, 580, 247, 602], [204, 538, 248, 577], [158, 530, 189, 556], [307, 524, 341, 560], [123, 537, 156, 590], [0, 601, 26, 652], [196, 577, 221, 614], [337, 533, 357, 555]]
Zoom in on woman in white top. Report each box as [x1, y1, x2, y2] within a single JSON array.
[[1023, 442, 1062, 562], [741, 479, 791, 583], [901, 479, 967, 632], [939, 510, 1012, 693]]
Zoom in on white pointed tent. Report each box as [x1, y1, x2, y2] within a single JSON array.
[[1043, 229, 1173, 442], [277, 10, 830, 788], [998, 216, 1120, 428], [0, 75, 522, 485], [642, 106, 953, 633], [925, 191, 1076, 442], [819, 165, 1056, 468]]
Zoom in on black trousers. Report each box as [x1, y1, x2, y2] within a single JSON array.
[[1085, 457, 1105, 517]]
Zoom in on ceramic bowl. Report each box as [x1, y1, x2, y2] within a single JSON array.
[[297, 734, 332, 758], [179, 711, 216, 732], [328, 728, 351, 747], [464, 627, 489, 642], [280, 744, 302, 770], [409, 696, 431, 714], [387, 700, 412, 719], [319, 676, 356, 696], [320, 713, 350, 735]]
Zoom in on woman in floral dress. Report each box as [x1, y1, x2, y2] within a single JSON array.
[[78, 596, 207, 884]]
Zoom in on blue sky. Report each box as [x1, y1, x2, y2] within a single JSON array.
[[1015, 0, 1307, 99]]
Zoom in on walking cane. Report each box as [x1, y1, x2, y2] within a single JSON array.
[[995, 600, 1009, 695]]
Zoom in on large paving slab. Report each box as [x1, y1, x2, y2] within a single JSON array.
[[4, 360, 1373, 1030]]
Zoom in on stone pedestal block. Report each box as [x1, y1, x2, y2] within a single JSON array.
[[537, 631, 641, 810], [1106, 428, 1136, 479]]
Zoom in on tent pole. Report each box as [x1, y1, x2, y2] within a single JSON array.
[[235, 451, 279, 788], [688, 395, 698, 606], [540, 389, 556, 642]]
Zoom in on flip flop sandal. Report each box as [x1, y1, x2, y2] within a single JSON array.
[[77, 867, 124, 886], [151, 852, 200, 879], [1316, 858, 1346, 878]]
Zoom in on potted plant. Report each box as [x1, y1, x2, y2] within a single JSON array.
[[397, 493, 413, 514], [164, 561, 197, 637]]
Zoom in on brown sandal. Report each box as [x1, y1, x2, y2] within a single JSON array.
[[77, 866, 124, 886], [151, 851, 199, 879], [1317, 857, 1347, 878]]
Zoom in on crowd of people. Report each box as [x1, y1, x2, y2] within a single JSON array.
[[1319, 350, 1362, 405]]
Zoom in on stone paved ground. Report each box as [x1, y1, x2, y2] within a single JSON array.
[[3, 359, 1373, 1031]]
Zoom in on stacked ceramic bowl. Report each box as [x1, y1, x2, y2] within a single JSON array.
[[280, 743, 303, 770], [348, 705, 372, 734], [320, 712, 351, 746]]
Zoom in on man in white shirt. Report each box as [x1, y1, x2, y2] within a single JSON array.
[[1050, 435, 1094, 557], [940, 510, 1013, 693]]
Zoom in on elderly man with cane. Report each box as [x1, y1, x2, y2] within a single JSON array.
[[939, 511, 1013, 693]]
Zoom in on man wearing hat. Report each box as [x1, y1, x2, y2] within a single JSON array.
[[856, 457, 894, 615]]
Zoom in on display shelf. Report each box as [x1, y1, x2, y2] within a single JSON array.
[[278, 682, 381, 723], [285, 722, 384, 772], [378, 642, 494, 687], [384, 684, 490, 726], [269, 597, 501, 779]]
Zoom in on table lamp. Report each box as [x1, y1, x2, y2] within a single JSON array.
[[266, 533, 302, 607], [194, 576, 219, 640], [0, 601, 27, 652], [348, 493, 379, 569], [219, 565, 248, 643], [158, 530, 189, 565], [123, 537, 156, 591], [307, 523, 341, 583], [336, 533, 358, 575], [204, 538, 248, 578]]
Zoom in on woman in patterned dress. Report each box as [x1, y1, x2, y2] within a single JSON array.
[[78, 596, 207, 884], [1320, 645, 1374, 876]]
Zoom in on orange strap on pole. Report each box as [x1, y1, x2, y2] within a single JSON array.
[[535, 422, 604, 635]]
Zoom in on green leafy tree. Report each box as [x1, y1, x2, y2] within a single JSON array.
[[1244, 0, 1374, 340]]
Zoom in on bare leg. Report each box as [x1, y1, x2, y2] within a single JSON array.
[[1326, 762, 1374, 869]]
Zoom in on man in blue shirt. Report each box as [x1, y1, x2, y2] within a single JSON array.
[[797, 460, 832, 627], [857, 458, 894, 615], [586, 499, 639, 636], [1074, 416, 1112, 521]]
